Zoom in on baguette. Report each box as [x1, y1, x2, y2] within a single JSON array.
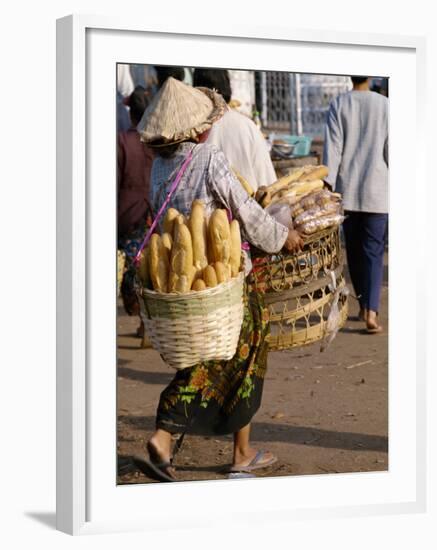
[[191, 278, 207, 291], [163, 207, 180, 236], [208, 209, 231, 264], [298, 165, 329, 182], [189, 200, 208, 277], [288, 179, 324, 196], [229, 219, 242, 277], [255, 168, 307, 207], [168, 221, 195, 293], [214, 261, 229, 283], [149, 234, 169, 293], [232, 168, 254, 197], [203, 265, 218, 288], [137, 246, 150, 289], [161, 232, 173, 254]]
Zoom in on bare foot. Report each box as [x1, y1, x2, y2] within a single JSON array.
[[366, 310, 383, 333], [147, 434, 176, 479]]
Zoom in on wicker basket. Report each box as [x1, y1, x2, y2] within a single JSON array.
[[263, 269, 348, 351], [138, 271, 245, 370], [248, 226, 348, 351], [249, 227, 342, 293]]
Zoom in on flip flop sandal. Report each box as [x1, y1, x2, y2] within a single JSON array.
[[229, 450, 278, 473], [132, 454, 176, 483]]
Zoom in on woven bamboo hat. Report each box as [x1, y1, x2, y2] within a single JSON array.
[[137, 77, 227, 146]]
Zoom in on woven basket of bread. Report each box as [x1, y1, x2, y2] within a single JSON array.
[[139, 271, 244, 369], [135, 200, 246, 370]]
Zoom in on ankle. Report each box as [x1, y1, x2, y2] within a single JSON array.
[[233, 445, 255, 462], [149, 430, 172, 458], [367, 310, 378, 321]]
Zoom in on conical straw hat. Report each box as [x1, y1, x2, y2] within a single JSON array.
[[137, 77, 227, 146]]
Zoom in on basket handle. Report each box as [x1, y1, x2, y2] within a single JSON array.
[[133, 149, 193, 265]]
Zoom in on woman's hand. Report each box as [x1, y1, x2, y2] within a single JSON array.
[[284, 229, 304, 252]]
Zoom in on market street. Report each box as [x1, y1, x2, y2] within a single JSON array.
[[117, 253, 388, 483]]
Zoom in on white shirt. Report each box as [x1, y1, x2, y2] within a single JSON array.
[[207, 109, 277, 192], [117, 64, 134, 97]]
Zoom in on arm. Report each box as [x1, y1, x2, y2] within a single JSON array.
[[322, 100, 343, 189], [207, 149, 290, 254]]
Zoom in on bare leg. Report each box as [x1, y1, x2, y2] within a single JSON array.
[[232, 423, 276, 468]]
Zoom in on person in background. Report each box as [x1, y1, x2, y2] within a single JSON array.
[[323, 76, 388, 333], [192, 68, 276, 192], [155, 65, 186, 90], [117, 64, 135, 132], [136, 77, 303, 481], [118, 86, 154, 334]]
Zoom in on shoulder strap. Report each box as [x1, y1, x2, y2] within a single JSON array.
[[133, 149, 193, 265]]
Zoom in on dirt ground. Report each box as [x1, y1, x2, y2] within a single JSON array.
[[117, 254, 388, 484]]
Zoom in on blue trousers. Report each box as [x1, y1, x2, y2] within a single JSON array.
[[343, 211, 388, 313]]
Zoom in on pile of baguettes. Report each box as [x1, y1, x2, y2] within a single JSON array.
[[256, 164, 344, 236], [137, 200, 242, 294], [255, 164, 331, 208]]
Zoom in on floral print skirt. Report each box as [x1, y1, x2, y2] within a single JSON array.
[[156, 289, 270, 436]]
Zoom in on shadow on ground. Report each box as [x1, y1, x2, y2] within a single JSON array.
[[118, 415, 387, 453], [117, 366, 173, 385]]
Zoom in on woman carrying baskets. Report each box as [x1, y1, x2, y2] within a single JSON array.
[[136, 77, 303, 481]]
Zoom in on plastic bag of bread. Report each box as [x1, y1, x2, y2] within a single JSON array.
[[291, 189, 328, 213], [299, 213, 345, 235], [294, 201, 340, 226]]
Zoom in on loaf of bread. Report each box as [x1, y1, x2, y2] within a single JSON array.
[[232, 168, 254, 197], [149, 234, 169, 293], [229, 219, 242, 277], [214, 261, 229, 284], [189, 200, 208, 278], [137, 246, 149, 288], [203, 265, 218, 288], [161, 232, 173, 254], [288, 179, 324, 196], [208, 209, 231, 264], [191, 278, 207, 291], [299, 165, 329, 182], [168, 220, 195, 293], [163, 208, 181, 236]]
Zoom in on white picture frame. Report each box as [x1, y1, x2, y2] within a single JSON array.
[[56, 14, 427, 536]]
